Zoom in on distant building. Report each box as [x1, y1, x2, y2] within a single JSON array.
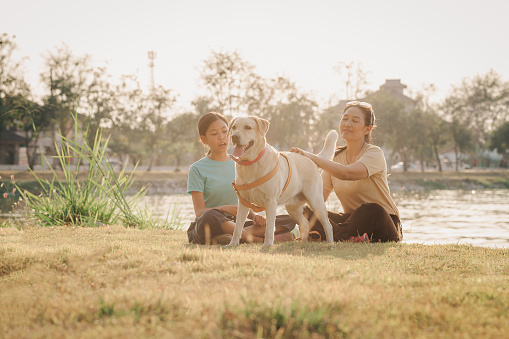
[[0, 114, 86, 168], [322, 79, 417, 167], [377, 79, 416, 106], [326, 79, 416, 117], [0, 130, 25, 165]]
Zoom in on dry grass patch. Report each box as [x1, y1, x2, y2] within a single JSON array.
[[0, 226, 508, 338]]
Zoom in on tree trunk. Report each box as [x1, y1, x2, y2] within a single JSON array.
[[146, 153, 153, 172], [433, 141, 442, 172], [419, 150, 425, 173], [454, 145, 460, 172], [174, 156, 181, 172]]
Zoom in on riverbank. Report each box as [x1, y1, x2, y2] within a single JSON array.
[[387, 169, 509, 191], [2, 169, 508, 195], [1, 226, 508, 338]]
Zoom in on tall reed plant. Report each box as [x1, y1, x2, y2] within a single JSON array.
[[17, 112, 174, 228]]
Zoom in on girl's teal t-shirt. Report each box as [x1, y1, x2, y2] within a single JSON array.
[[187, 157, 238, 208]]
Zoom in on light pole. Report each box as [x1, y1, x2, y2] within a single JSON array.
[[147, 51, 157, 92]]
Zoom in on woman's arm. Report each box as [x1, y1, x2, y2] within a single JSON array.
[[289, 147, 368, 181]]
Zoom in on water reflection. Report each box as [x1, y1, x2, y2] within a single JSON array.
[[142, 189, 509, 248]]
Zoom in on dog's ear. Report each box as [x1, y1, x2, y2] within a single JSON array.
[[254, 117, 270, 135], [228, 117, 238, 136]]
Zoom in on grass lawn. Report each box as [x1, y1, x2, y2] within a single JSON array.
[[1, 226, 508, 338]]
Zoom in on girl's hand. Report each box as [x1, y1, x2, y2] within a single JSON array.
[[253, 214, 266, 227]]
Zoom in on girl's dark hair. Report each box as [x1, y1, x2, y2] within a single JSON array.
[[198, 112, 228, 136], [334, 101, 376, 157], [198, 112, 228, 155]]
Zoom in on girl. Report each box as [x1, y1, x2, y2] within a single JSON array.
[[187, 112, 296, 245], [290, 101, 402, 243]]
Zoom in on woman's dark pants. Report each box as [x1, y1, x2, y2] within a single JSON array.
[[304, 203, 402, 242]]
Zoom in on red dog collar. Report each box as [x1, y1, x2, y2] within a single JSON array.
[[231, 146, 266, 166]]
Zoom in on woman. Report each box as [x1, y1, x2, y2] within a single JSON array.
[[290, 101, 402, 243], [187, 112, 296, 245]]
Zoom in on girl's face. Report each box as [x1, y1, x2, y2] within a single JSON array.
[[200, 119, 229, 152], [340, 106, 371, 142]]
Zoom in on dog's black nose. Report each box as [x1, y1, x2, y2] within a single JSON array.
[[231, 134, 240, 144]]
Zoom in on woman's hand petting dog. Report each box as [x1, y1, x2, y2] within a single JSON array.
[[289, 147, 310, 158]]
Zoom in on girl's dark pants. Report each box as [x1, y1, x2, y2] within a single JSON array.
[[305, 202, 402, 242], [187, 209, 296, 244]]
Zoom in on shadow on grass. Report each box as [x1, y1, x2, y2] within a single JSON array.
[[270, 241, 402, 260], [187, 240, 403, 260]]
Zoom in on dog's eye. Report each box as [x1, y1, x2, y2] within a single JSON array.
[[245, 126, 252, 130]]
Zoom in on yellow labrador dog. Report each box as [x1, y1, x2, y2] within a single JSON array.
[[227, 116, 336, 247]]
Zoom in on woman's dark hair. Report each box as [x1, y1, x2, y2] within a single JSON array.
[[334, 101, 376, 156], [198, 112, 228, 155]]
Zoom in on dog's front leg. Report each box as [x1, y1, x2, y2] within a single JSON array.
[[263, 201, 277, 247], [228, 203, 249, 246]]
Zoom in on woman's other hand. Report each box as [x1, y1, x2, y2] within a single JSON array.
[[220, 205, 238, 216], [253, 214, 266, 227]]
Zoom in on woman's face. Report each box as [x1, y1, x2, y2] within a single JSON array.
[[201, 119, 229, 152], [339, 106, 371, 142]]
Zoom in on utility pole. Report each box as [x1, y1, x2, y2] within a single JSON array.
[[147, 51, 157, 92]]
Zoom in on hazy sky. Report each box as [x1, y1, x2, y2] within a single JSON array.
[[2, 0, 509, 109]]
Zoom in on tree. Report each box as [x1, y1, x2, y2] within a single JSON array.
[[40, 44, 94, 139], [81, 66, 116, 146], [406, 106, 434, 172], [106, 74, 148, 167], [142, 85, 176, 171], [408, 86, 451, 172], [165, 111, 200, 170], [333, 61, 369, 100], [365, 89, 410, 167], [1, 33, 28, 132], [442, 70, 509, 165], [199, 49, 262, 116], [449, 117, 474, 171], [426, 112, 451, 172], [251, 76, 318, 150], [0, 33, 49, 168], [489, 122, 509, 159]]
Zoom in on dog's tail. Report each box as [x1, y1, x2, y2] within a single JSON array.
[[316, 130, 338, 160]]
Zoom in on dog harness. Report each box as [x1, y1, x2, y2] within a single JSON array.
[[231, 151, 292, 212]]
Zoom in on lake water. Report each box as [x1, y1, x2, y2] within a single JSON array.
[[142, 189, 509, 248]]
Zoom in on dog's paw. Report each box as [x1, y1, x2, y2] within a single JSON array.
[[260, 244, 272, 252], [226, 240, 240, 247], [262, 239, 274, 248]]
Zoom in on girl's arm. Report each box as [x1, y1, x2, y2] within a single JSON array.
[[191, 191, 238, 218], [289, 147, 368, 181], [191, 192, 262, 222], [323, 188, 332, 202]]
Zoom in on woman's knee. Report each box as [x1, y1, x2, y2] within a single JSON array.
[[358, 202, 385, 215]]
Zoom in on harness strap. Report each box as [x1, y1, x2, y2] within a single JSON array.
[[234, 156, 280, 191], [232, 153, 292, 212], [308, 231, 322, 242], [232, 184, 266, 212], [279, 153, 292, 196]]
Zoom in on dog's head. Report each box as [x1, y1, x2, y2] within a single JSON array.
[[228, 116, 269, 160]]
